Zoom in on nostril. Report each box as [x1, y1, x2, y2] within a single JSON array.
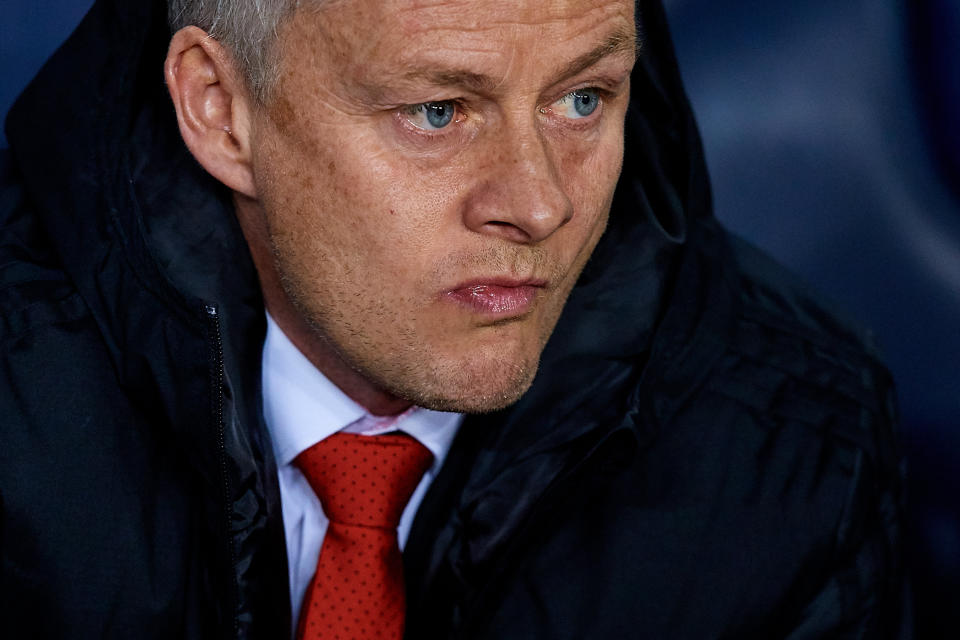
[[480, 221, 534, 244]]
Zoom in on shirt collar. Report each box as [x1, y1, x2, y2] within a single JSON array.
[[261, 312, 462, 469]]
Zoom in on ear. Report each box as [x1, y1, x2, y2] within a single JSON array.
[[165, 26, 257, 198]]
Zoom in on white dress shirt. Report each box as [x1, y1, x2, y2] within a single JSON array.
[[261, 313, 464, 635]]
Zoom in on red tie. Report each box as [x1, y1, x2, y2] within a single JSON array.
[[294, 432, 433, 640]]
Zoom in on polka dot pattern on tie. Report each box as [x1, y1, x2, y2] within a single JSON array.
[[294, 432, 433, 640]]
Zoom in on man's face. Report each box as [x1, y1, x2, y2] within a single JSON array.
[[250, 0, 636, 413]]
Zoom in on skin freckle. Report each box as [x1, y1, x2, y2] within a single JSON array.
[[268, 93, 297, 134], [243, 0, 634, 414]]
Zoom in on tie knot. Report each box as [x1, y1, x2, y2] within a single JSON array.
[[295, 432, 433, 529]]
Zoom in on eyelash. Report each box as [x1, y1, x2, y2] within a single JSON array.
[[394, 100, 470, 142], [543, 87, 609, 122], [396, 86, 613, 142]]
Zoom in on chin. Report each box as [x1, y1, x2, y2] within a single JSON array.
[[375, 351, 541, 415]]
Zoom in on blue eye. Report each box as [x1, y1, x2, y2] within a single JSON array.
[[553, 89, 601, 119], [405, 101, 457, 130], [425, 102, 455, 128], [572, 90, 600, 116]]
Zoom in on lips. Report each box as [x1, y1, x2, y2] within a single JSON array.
[[444, 278, 546, 318]]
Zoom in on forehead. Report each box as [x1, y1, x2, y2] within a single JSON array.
[[284, 0, 636, 77], [318, 0, 634, 32]]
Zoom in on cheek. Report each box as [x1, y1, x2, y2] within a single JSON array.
[[555, 128, 623, 228], [276, 156, 459, 293]]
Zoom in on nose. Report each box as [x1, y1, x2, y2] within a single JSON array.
[[461, 126, 574, 244]]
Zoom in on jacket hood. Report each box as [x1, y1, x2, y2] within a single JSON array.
[[5, 0, 713, 446], [6, 2, 286, 631], [5, 0, 712, 361]]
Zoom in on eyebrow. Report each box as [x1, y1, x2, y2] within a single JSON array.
[[400, 68, 501, 95], [551, 26, 639, 85], [388, 25, 639, 97]]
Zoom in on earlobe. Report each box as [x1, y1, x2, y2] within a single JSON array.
[[165, 26, 257, 198]]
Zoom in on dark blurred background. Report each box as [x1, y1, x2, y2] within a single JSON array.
[[3, 0, 958, 636]]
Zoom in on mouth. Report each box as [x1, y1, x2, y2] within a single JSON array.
[[443, 277, 548, 320]]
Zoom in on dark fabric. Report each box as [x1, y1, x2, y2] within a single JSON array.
[[0, 0, 909, 638]]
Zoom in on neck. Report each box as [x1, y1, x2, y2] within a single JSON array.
[[234, 194, 413, 417], [267, 299, 413, 417]]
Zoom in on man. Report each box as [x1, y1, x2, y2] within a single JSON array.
[[0, 0, 909, 637]]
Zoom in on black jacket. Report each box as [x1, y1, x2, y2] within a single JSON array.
[[0, 0, 909, 638]]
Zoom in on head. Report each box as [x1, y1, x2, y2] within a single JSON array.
[[165, 0, 637, 414]]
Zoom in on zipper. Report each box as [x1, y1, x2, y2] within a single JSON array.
[[205, 303, 239, 640]]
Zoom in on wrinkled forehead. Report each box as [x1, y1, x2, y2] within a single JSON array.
[[309, 0, 636, 28], [281, 0, 637, 77]]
